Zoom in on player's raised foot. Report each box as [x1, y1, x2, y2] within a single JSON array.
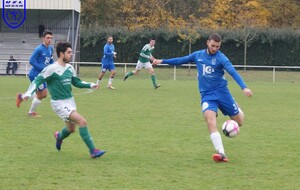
[[54, 131, 63, 151], [123, 75, 128, 81], [90, 149, 106, 158], [107, 85, 115, 90], [28, 112, 42, 118], [212, 153, 229, 162], [154, 84, 161, 89], [16, 93, 23, 107]]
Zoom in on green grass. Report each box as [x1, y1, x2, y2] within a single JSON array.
[[0, 74, 299, 190]]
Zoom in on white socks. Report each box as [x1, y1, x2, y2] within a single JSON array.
[[108, 78, 114, 86], [210, 132, 225, 155], [29, 97, 42, 113], [97, 78, 114, 86]]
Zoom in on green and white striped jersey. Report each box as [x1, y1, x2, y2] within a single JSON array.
[[24, 62, 92, 100], [138, 44, 154, 63]]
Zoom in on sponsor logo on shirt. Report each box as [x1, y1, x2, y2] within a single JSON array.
[[202, 65, 214, 75]]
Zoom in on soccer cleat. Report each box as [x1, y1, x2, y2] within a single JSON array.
[[16, 93, 23, 107], [107, 85, 115, 90], [28, 112, 42, 118], [54, 131, 63, 151], [154, 84, 161, 89], [90, 149, 106, 158], [212, 153, 229, 162]]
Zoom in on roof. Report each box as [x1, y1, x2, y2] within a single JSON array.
[[0, 0, 81, 13]]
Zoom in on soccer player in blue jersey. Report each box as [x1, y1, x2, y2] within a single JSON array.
[[153, 33, 253, 162], [16, 42, 105, 159], [17, 30, 55, 117], [96, 36, 117, 90]]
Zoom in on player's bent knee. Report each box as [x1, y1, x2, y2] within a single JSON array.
[[230, 114, 244, 127], [78, 118, 87, 127], [238, 113, 245, 126], [69, 128, 76, 133], [237, 120, 244, 127], [66, 123, 76, 133], [235, 117, 244, 127]]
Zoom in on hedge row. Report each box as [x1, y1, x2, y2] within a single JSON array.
[[80, 27, 300, 66]]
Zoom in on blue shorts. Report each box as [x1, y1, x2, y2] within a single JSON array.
[[101, 63, 115, 73], [29, 75, 47, 91], [201, 88, 239, 117]]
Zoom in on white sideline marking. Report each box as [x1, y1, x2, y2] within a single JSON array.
[[73, 89, 95, 95]]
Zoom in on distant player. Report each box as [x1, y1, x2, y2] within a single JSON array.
[[16, 42, 105, 159], [153, 33, 252, 162], [123, 39, 161, 89], [97, 36, 117, 90], [17, 30, 54, 117]]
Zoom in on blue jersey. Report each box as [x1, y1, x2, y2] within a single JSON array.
[[162, 49, 247, 94], [101, 43, 115, 65], [29, 44, 54, 77]]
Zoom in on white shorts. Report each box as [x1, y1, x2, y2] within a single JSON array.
[[136, 60, 153, 70], [50, 97, 76, 121]]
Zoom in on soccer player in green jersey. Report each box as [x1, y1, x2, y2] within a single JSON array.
[[123, 39, 161, 89], [16, 42, 106, 158]]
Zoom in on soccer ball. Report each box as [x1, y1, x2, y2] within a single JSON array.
[[222, 120, 239, 137]]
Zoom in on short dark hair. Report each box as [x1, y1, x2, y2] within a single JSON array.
[[42, 30, 53, 37], [56, 42, 72, 57], [208, 33, 222, 42]]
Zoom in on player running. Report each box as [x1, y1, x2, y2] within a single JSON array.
[[16, 30, 54, 117], [123, 38, 161, 89], [16, 42, 105, 159], [153, 33, 252, 162]]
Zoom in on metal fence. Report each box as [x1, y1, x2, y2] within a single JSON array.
[[1, 60, 300, 83]]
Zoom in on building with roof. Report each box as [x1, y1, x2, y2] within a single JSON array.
[[0, 0, 81, 67]]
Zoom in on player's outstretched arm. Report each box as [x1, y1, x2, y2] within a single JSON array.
[[150, 56, 155, 62], [90, 83, 99, 89], [153, 59, 162, 65], [243, 88, 252, 97]]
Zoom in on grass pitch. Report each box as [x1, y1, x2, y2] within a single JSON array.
[[0, 73, 299, 190]]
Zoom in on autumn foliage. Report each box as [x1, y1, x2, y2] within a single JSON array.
[[81, 0, 300, 30]]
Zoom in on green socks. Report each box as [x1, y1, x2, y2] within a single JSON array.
[[126, 71, 134, 77], [59, 127, 71, 140], [79, 126, 95, 151], [151, 75, 157, 87], [126, 72, 158, 87]]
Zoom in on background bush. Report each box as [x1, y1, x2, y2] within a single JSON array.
[[80, 27, 300, 66]]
